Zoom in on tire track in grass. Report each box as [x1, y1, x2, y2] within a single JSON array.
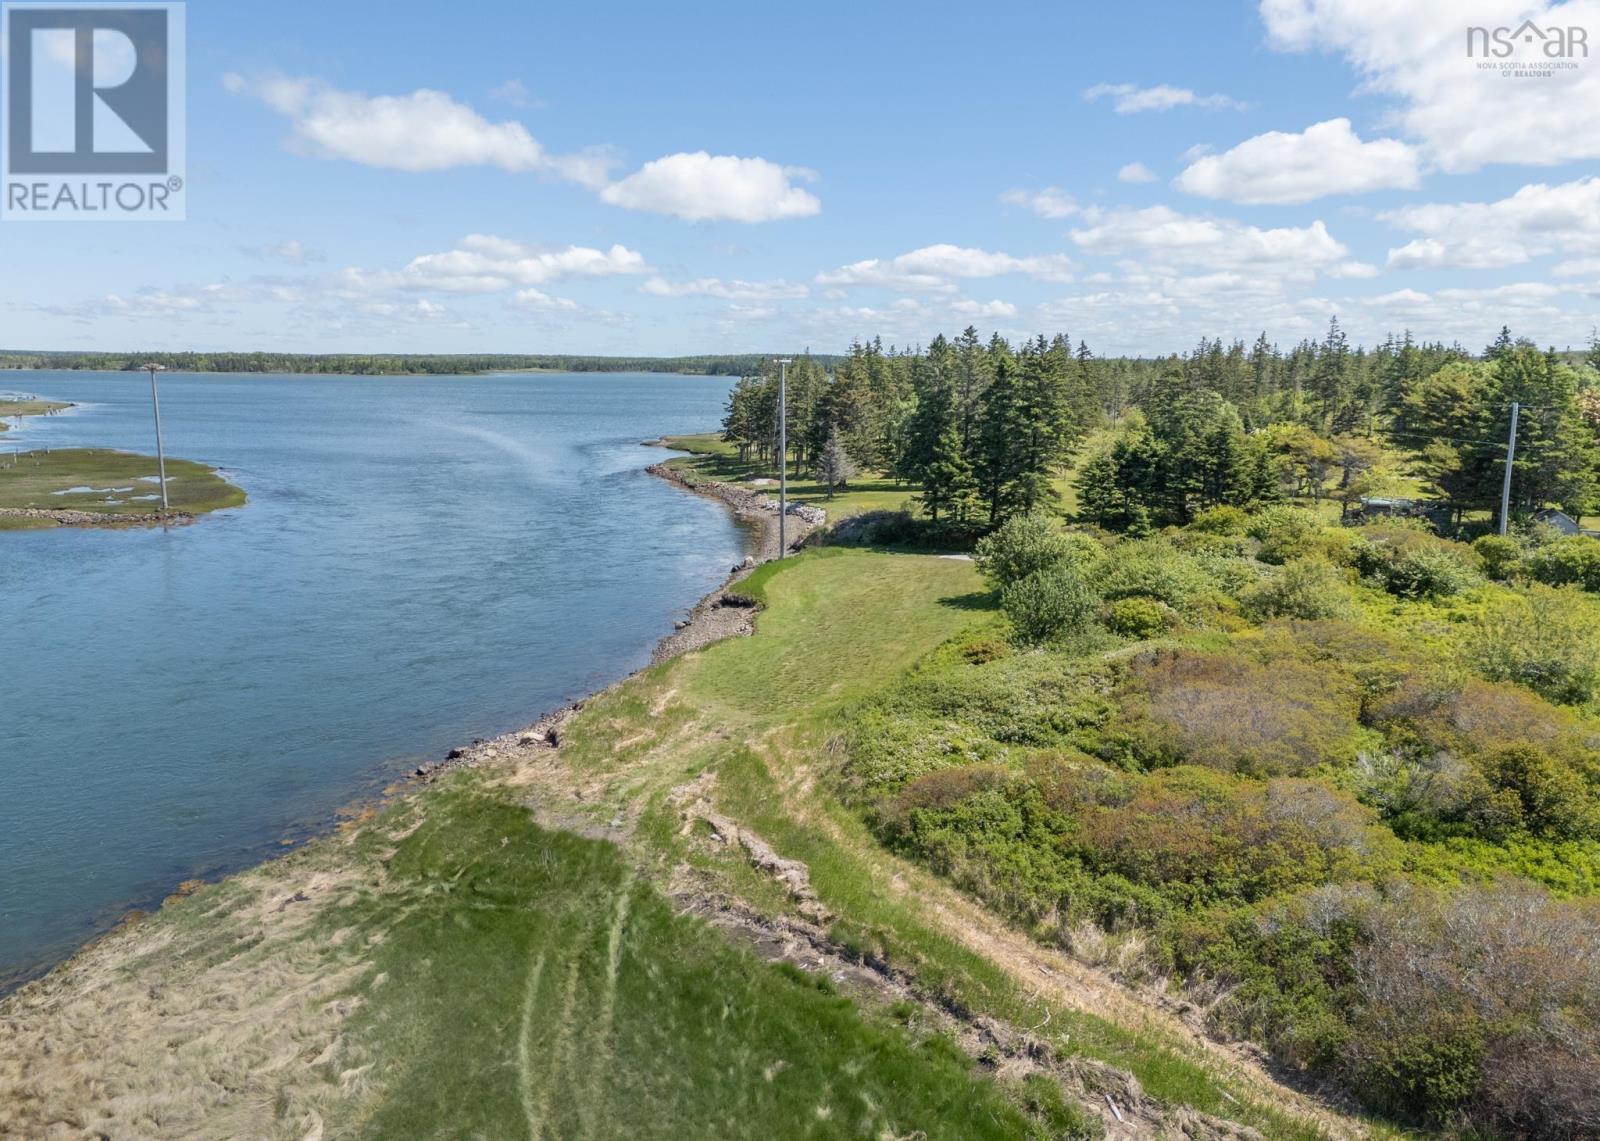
[[580, 870, 636, 1138], [517, 950, 548, 1141]]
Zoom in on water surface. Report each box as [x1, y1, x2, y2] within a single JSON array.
[[0, 371, 743, 984]]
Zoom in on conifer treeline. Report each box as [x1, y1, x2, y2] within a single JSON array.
[[721, 321, 1600, 530]]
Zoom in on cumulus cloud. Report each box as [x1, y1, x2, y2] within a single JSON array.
[[508, 288, 580, 312], [599, 152, 820, 222], [338, 235, 649, 295], [1000, 187, 1078, 218], [817, 244, 1073, 292], [1260, 0, 1600, 172], [1176, 118, 1421, 204], [951, 298, 1019, 320], [223, 74, 611, 186], [1381, 177, 1600, 269], [1084, 83, 1246, 113], [1069, 206, 1349, 275], [640, 277, 809, 300], [1117, 162, 1158, 184]]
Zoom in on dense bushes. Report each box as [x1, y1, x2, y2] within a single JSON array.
[[1242, 557, 1353, 620], [1528, 534, 1600, 591], [1467, 586, 1600, 705], [974, 513, 1099, 586], [841, 503, 1600, 1136], [1354, 526, 1480, 598], [1176, 883, 1600, 1132], [1104, 650, 1366, 777], [1000, 567, 1097, 646]]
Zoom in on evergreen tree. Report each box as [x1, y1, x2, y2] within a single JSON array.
[[917, 421, 977, 524], [813, 427, 857, 498]]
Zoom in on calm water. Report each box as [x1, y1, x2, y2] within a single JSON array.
[[0, 371, 744, 985]]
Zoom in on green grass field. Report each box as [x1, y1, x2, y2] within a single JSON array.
[[0, 448, 245, 527]]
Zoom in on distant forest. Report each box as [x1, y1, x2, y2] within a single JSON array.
[[0, 350, 837, 377]]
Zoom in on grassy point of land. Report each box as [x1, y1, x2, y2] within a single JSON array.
[[661, 433, 920, 521], [0, 448, 245, 529], [0, 397, 72, 431]]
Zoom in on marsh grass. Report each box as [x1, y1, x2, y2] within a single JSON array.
[[0, 448, 245, 516]]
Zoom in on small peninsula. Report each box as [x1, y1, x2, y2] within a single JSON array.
[[0, 449, 246, 530]]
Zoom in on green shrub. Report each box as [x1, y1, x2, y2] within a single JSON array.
[[1472, 534, 1522, 581], [1243, 557, 1354, 621], [1349, 1011, 1486, 1124], [1482, 744, 1600, 839], [1104, 596, 1175, 638], [1527, 534, 1600, 592], [1189, 505, 1249, 535], [1247, 506, 1324, 565], [1466, 586, 1600, 705], [1001, 565, 1098, 645], [1090, 538, 1213, 616], [975, 513, 1098, 588], [1354, 528, 1480, 599], [1384, 545, 1480, 599]]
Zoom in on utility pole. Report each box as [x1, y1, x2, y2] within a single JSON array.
[[144, 363, 170, 516], [1498, 401, 1520, 536], [775, 358, 792, 558]]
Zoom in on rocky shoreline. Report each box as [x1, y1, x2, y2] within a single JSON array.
[[0, 506, 196, 527]]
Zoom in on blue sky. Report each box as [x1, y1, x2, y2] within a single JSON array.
[[4, 0, 1600, 356]]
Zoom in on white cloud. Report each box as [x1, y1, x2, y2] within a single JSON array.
[[1084, 83, 1246, 113], [1361, 281, 1567, 315], [951, 298, 1019, 320], [1117, 162, 1158, 184], [1176, 118, 1421, 204], [339, 235, 649, 295], [224, 74, 610, 185], [1326, 261, 1381, 279], [641, 276, 809, 300], [1552, 256, 1600, 278], [1260, 0, 1600, 172], [489, 79, 541, 109], [1381, 177, 1600, 269], [240, 240, 323, 265], [509, 288, 579, 312], [599, 152, 820, 222], [817, 244, 1073, 292], [1069, 206, 1349, 276], [1000, 187, 1078, 218]]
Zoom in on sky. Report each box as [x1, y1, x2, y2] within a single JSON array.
[[4, 0, 1600, 357]]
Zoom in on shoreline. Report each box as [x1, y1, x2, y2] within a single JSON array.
[[411, 449, 822, 780], [0, 441, 820, 993]]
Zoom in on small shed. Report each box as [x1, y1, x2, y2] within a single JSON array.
[[1534, 509, 1582, 536]]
